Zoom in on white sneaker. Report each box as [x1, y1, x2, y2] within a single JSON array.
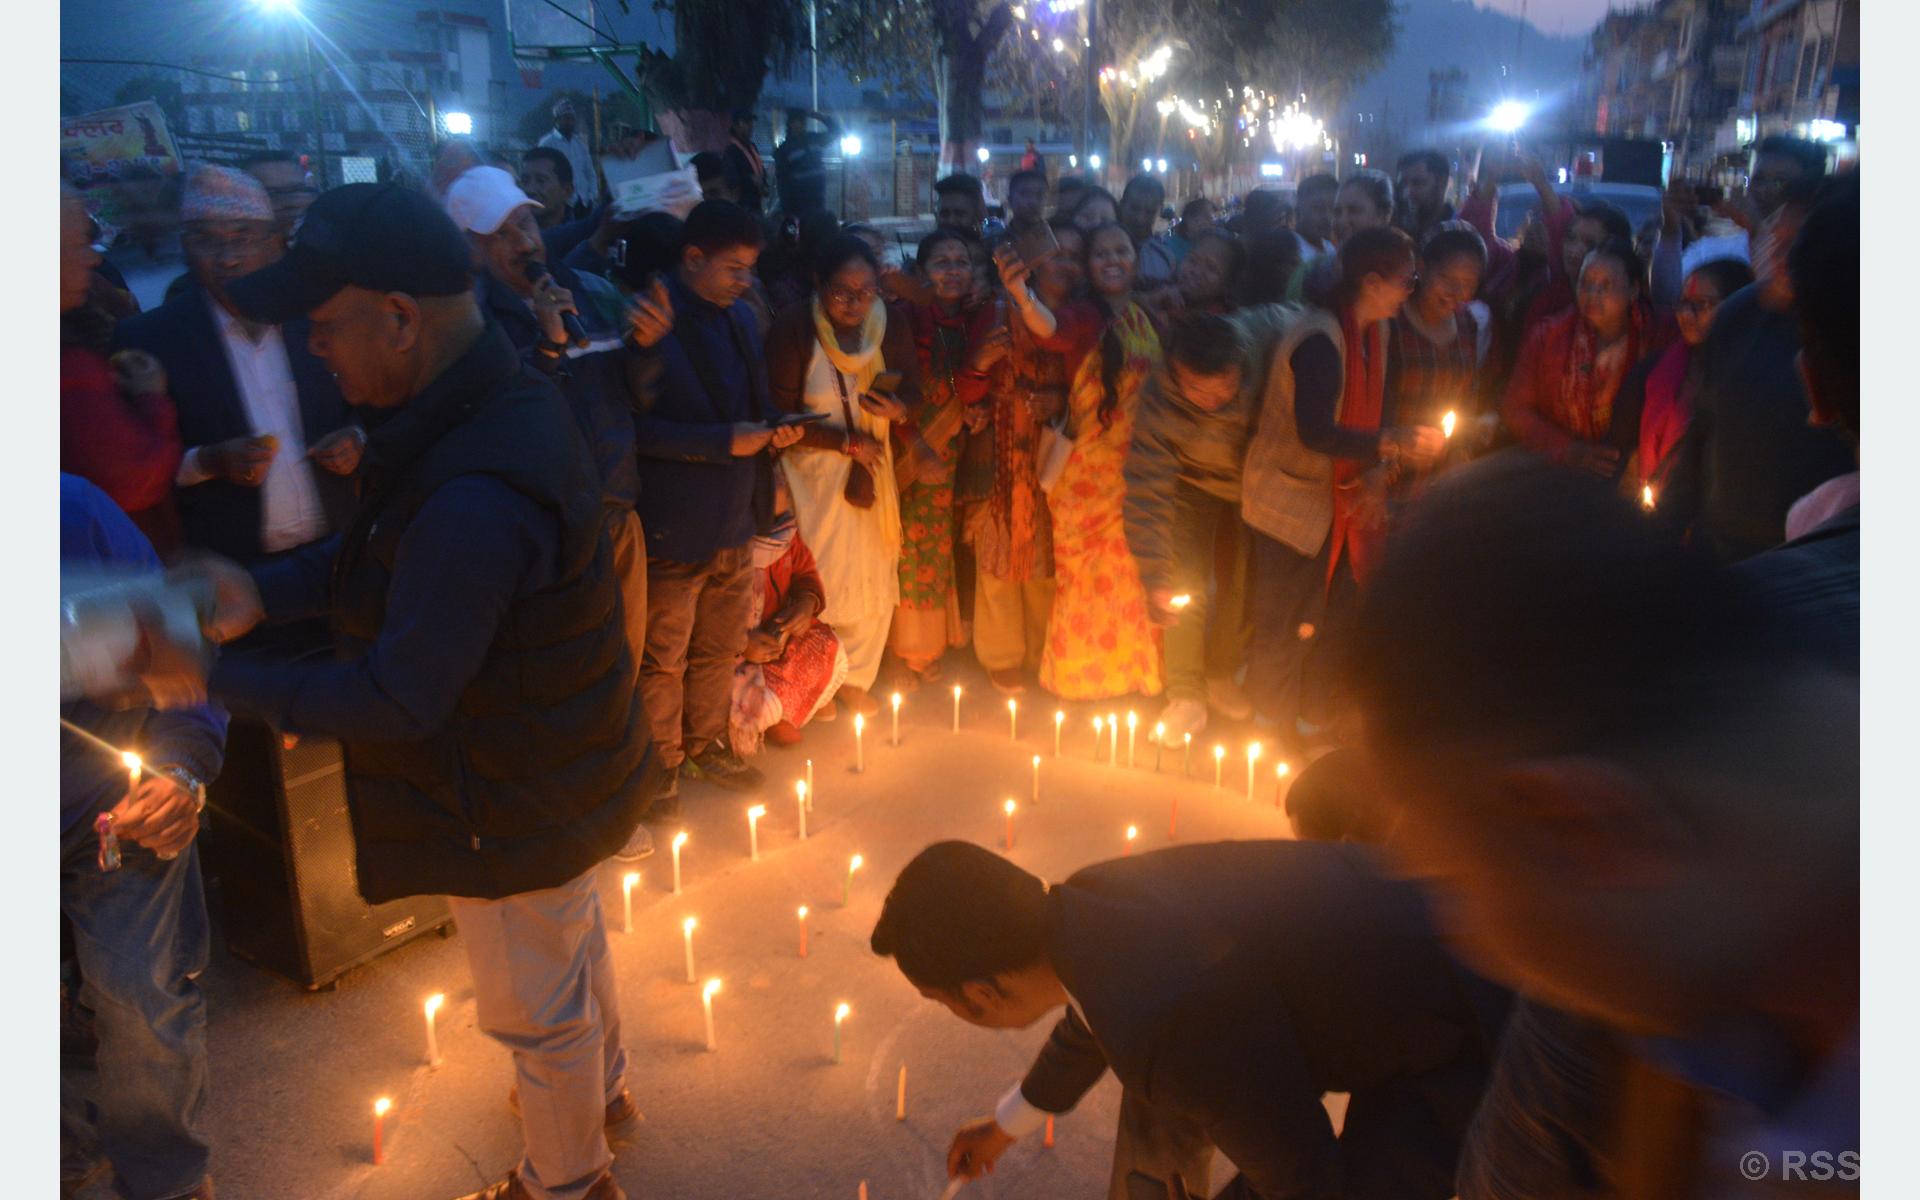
[[614, 824, 655, 863], [1153, 699, 1208, 746]]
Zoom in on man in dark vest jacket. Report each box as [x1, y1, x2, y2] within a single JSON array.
[[176, 183, 646, 1200], [871, 841, 1511, 1200]]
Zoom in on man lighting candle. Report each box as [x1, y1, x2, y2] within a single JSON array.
[[870, 841, 1510, 1200]]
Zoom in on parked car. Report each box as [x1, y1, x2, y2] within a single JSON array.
[[1493, 181, 1663, 242]]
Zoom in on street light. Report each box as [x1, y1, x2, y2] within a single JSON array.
[[1155, 158, 1168, 174], [1088, 153, 1102, 170], [839, 134, 863, 220], [840, 134, 864, 157], [976, 146, 991, 164], [1489, 101, 1530, 134], [253, 0, 327, 189], [441, 110, 473, 137], [1140, 157, 1152, 171]]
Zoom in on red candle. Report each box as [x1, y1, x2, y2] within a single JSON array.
[[1044, 1115, 1056, 1147], [372, 1096, 392, 1165], [1123, 825, 1138, 856], [1003, 799, 1017, 851]]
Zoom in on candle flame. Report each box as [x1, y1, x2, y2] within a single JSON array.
[[1184, 732, 1193, 745], [747, 804, 766, 821], [622, 871, 640, 890], [373, 1097, 392, 1117], [1093, 716, 1103, 732], [1441, 409, 1458, 438], [849, 854, 864, 872], [1126, 825, 1138, 840], [682, 916, 697, 934], [703, 978, 722, 1000], [1276, 762, 1291, 778], [672, 831, 688, 851], [953, 685, 963, 698], [1032, 754, 1041, 767], [120, 750, 142, 771], [854, 713, 865, 733], [891, 692, 902, 709], [798, 905, 808, 919], [1127, 711, 1137, 729], [1004, 798, 1017, 814], [1155, 722, 1165, 737], [1213, 744, 1225, 760], [1641, 484, 1657, 511], [424, 993, 444, 1018], [1008, 698, 1017, 713], [1248, 742, 1262, 761], [835, 1002, 851, 1023], [1168, 593, 1192, 609], [1054, 710, 1065, 723], [796, 781, 808, 800]]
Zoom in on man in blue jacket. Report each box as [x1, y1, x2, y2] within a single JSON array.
[[61, 474, 228, 1200], [627, 201, 803, 806]]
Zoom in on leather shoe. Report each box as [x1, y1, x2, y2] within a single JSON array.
[[452, 1170, 625, 1200], [987, 668, 1027, 696], [506, 1085, 641, 1133]]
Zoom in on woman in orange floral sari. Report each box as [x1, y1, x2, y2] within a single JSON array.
[[997, 222, 1163, 700]]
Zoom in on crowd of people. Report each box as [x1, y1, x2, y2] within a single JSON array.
[[59, 108, 1858, 1200]]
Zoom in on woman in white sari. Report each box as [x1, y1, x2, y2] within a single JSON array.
[[765, 235, 922, 715]]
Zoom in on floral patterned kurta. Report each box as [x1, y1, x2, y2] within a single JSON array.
[[1039, 301, 1165, 700]]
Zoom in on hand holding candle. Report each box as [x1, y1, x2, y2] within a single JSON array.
[[682, 916, 698, 983], [423, 993, 445, 1067], [702, 978, 722, 1051]]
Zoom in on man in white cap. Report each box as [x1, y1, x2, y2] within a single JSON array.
[[538, 98, 598, 215], [114, 166, 360, 621]]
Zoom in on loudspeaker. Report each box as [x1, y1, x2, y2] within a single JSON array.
[[207, 721, 452, 990]]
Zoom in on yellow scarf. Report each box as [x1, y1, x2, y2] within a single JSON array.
[[811, 296, 887, 391]]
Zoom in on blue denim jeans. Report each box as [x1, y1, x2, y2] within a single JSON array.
[[60, 814, 210, 1200]]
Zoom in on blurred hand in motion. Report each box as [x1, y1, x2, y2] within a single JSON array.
[[625, 278, 674, 348], [170, 554, 265, 645], [107, 772, 200, 858], [947, 1117, 1015, 1181], [201, 435, 279, 487], [307, 426, 364, 476]]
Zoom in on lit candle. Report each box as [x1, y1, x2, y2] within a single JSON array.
[[1107, 712, 1119, 764], [1045, 1115, 1056, 1147], [1641, 483, 1657, 511], [1441, 408, 1458, 439], [372, 1096, 392, 1165], [1053, 709, 1065, 757], [806, 759, 815, 809], [671, 831, 688, 895], [952, 685, 963, 733], [622, 871, 640, 934], [853, 713, 866, 773], [747, 804, 766, 862], [1154, 723, 1165, 771], [1126, 711, 1138, 768], [1124, 824, 1138, 856], [1003, 798, 1017, 851], [890, 691, 902, 745], [1031, 754, 1041, 805], [833, 1002, 851, 1063], [1091, 715, 1104, 761], [1213, 743, 1225, 788], [896, 1063, 908, 1120], [423, 993, 445, 1067], [859, 1183, 868, 1200], [1275, 761, 1292, 806], [1246, 742, 1262, 802], [1168, 593, 1192, 611], [795, 781, 809, 840], [797, 905, 809, 958], [121, 750, 142, 798], [1183, 731, 1193, 776], [1008, 698, 1019, 741], [682, 916, 698, 983], [845, 854, 863, 906], [702, 978, 722, 1051]]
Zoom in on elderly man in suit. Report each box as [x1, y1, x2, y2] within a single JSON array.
[[114, 167, 360, 584], [872, 840, 1510, 1200]]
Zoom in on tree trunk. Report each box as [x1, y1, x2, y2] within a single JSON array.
[[938, 44, 989, 176]]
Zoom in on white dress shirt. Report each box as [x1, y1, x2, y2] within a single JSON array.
[[176, 299, 330, 553]]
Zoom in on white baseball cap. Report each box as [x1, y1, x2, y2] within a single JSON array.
[[445, 166, 541, 236]]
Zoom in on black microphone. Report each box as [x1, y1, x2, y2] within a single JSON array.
[[522, 260, 590, 348]]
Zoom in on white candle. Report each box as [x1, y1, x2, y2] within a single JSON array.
[[853, 713, 865, 773], [952, 685, 963, 733], [1153, 722, 1166, 772], [1213, 744, 1225, 788], [845, 854, 863, 906], [423, 992, 444, 1067], [1246, 742, 1262, 802], [621, 871, 640, 934], [1053, 709, 1065, 757], [1126, 711, 1138, 768], [1092, 716, 1103, 761], [1003, 798, 1017, 851], [1008, 698, 1019, 740], [1107, 712, 1119, 765], [797, 905, 809, 957], [796, 781, 808, 840], [833, 1001, 851, 1063], [890, 691, 902, 745], [702, 978, 722, 1051], [1031, 755, 1041, 805], [1275, 760, 1291, 806], [682, 916, 698, 983], [671, 831, 688, 895], [747, 804, 766, 861], [1183, 731, 1193, 776]]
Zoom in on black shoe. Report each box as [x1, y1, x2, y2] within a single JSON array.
[[643, 770, 681, 823], [684, 744, 764, 792]]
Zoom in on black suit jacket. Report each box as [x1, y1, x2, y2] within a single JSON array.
[[113, 284, 355, 562], [1020, 841, 1510, 1200]]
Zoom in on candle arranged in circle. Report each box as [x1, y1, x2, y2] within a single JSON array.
[[1031, 754, 1041, 806], [952, 685, 963, 733], [1003, 798, 1017, 851], [853, 713, 866, 773], [622, 871, 640, 934], [796, 781, 809, 840], [1184, 732, 1193, 776], [671, 831, 688, 895], [1154, 723, 1166, 772], [896, 1064, 908, 1120], [1126, 711, 1138, 768], [1124, 824, 1138, 856], [1008, 698, 1019, 741], [423, 993, 445, 1067], [681, 916, 698, 983], [1054, 709, 1065, 757], [372, 1096, 392, 1165], [1091, 716, 1104, 761], [1213, 743, 1225, 788], [1246, 742, 1262, 802], [833, 1002, 851, 1063], [1107, 712, 1119, 764], [1275, 761, 1292, 806], [845, 854, 863, 906], [746, 804, 767, 861], [702, 978, 722, 1051], [890, 691, 902, 745], [805, 759, 815, 809]]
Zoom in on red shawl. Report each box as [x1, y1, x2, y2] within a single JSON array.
[[1328, 309, 1389, 589]]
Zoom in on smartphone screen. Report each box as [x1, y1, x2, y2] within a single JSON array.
[[869, 370, 905, 396]]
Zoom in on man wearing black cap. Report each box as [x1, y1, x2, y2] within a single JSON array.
[[172, 183, 648, 1200]]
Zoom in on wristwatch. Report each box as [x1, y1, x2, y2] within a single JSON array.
[[154, 764, 208, 814]]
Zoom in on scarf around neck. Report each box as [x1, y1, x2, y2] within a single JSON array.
[[811, 296, 887, 392]]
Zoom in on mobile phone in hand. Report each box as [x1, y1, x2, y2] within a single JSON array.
[[868, 370, 905, 396], [773, 410, 833, 427]]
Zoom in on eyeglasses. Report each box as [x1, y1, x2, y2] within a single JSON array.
[[825, 285, 878, 305]]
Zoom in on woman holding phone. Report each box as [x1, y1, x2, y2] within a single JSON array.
[[766, 234, 921, 716]]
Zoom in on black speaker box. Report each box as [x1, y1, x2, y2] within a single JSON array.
[[206, 721, 451, 990]]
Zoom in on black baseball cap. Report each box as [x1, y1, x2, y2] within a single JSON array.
[[227, 182, 474, 325]]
